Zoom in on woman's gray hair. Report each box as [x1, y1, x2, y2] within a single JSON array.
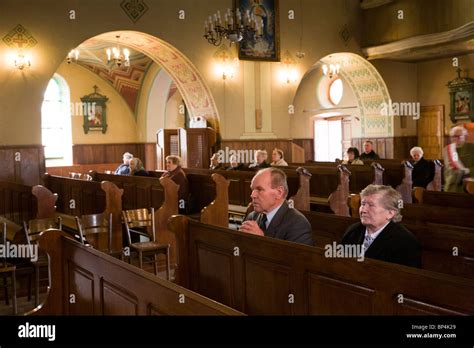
[[409, 146, 423, 157], [255, 149, 268, 160], [360, 184, 403, 222], [166, 155, 181, 166]]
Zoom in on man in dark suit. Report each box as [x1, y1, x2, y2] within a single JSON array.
[[240, 168, 314, 246], [341, 184, 421, 268], [359, 140, 380, 160]]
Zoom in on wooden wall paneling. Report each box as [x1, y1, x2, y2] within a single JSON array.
[[292, 139, 314, 162], [0, 145, 45, 185]]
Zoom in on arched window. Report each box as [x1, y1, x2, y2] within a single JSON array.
[[41, 74, 72, 166]]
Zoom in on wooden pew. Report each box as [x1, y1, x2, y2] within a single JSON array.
[[0, 180, 36, 225], [29, 229, 243, 316], [300, 211, 474, 279], [200, 173, 230, 228], [45, 163, 120, 177], [169, 216, 474, 315], [412, 187, 474, 209]]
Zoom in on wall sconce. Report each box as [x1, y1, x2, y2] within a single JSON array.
[[279, 50, 298, 84], [213, 44, 239, 80], [14, 52, 31, 70], [67, 49, 79, 64]]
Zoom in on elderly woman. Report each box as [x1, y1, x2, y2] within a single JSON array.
[[115, 152, 133, 175], [270, 148, 288, 166], [248, 150, 270, 170], [410, 146, 434, 188], [342, 147, 364, 165], [129, 158, 149, 177], [341, 185, 421, 268], [162, 155, 189, 213]]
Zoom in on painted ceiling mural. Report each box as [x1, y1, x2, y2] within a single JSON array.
[[76, 37, 154, 114]]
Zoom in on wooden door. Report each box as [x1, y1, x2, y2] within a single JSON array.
[[418, 105, 444, 159]]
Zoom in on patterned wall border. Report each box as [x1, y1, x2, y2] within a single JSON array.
[[84, 31, 220, 134], [320, 52, 393, 137]]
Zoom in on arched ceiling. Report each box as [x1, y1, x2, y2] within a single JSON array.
[[74, 37, 155, 114]]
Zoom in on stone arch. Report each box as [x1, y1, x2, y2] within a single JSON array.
[[301, 52, 392, 137], [80, 31, 220, 134]]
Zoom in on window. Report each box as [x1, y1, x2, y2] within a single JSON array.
[[41, 74, 72, 166], [328, 78, 343, 105]]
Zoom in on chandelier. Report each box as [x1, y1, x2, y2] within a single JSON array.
[[106, 35, 130, 68], [322, 63, 341, 79], [204, 8, 263, 46]]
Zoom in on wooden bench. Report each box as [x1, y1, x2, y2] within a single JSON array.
[[45, 163, 120, 177], [29, 229, 243, 316], [0, 181, 37, 226], [413, 187, 474, 209], [169, 216, 474, 315], [300, 210, 474, 279]]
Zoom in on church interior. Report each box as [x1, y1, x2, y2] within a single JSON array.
[[0, 0, 474, 341]]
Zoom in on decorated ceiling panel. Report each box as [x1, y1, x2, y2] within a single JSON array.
[[75, 37, 154, 114]]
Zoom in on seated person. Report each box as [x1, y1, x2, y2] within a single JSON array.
[[248, 150, 270, 170], [341, 185, 421, 268], [114, 152, 133, 175], [342, 147, 364, 165], [443, 126, 474, 192], [227, 155, 244, 170], [410, 146, 434, 188], [270, 148, 288, 166], [162, 155, 189, 213], [209, 153, 224, 170], [359, 140, 380, 160], [240, 168, 314, 246], [129, 158, 149, 177]]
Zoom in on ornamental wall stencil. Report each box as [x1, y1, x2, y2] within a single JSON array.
[[120, 0, 149, 23], [2, 24, 37, 49]]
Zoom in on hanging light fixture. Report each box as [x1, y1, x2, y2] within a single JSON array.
[[322, 63, 341, 79], [67, 49, 79, 64], [204, 8, 263, 46], [106, 35, 130, 68]]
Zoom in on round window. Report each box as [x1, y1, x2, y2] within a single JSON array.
[[329, 78, 343, 105]]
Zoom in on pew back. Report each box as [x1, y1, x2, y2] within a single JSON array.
[[170, 217, 474, 315], [31, 230, 243, 316]]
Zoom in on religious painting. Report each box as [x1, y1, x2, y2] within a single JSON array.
[[447, 70, 474, 123], [237, 0, 280, 62], [81, 85, 108, 134]]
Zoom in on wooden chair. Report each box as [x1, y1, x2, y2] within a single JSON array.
[[0, 222, 17, 315], [22, 216, 62, 306], [74, 213, 122, 258], [122, 208, 170, 280]]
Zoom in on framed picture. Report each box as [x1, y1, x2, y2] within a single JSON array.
[[237, 0, 280, 62], [447, 71, 474, 123], [80, 85, 108, 134]]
